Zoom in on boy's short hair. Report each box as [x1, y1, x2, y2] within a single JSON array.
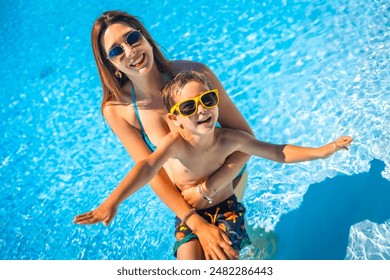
[[162, 71, 212, 113]]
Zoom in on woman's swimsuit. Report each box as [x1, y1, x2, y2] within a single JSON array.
[[131, 83, 157, 151]]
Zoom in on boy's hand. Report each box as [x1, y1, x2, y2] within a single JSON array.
[[322, 136, 354, 158], [334, 136, 354, 151], [73, 204, 117, 227]]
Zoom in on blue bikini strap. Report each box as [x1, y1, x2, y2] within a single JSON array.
[[131, 83, 146, 132]]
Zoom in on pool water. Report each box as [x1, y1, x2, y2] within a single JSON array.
[[1, 0, 389, 260]]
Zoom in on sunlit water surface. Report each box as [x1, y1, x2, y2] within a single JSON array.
[[0, 0, 389, 260]]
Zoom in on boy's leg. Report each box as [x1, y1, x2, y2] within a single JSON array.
[[176, 239, 204, 260], [174, 217, 203, 259], [213, 195, 252, 255]]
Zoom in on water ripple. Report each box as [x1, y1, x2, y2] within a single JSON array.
[[1, 0, 388, 260]]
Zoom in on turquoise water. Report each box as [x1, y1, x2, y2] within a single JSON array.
[[0, 0, 389, 260]]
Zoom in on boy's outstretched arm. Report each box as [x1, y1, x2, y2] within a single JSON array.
[[281, 136, 353, 162], [73, 133, 178, 226], [234, 130, 353, 163]]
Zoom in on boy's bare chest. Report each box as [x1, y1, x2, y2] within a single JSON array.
[[169, 144, 230, 187]]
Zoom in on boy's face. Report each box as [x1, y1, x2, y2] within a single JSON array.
[[171, 81, 219, 134]]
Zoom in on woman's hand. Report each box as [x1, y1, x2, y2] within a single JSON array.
[[193, 220, 237, 260], [187, 213, 237, 260], [73, 203, 118, 227]]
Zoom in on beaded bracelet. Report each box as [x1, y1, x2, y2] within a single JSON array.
[[197, 184, 213, 204], [181, 208, 196, 226]]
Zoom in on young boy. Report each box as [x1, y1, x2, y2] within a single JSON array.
[[74, 71, 353, 259]]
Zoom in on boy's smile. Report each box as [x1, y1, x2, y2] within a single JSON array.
[[197, 116, 212, 125], [172, 81, 219, 133]]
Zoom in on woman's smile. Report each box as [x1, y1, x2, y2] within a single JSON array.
[[129, 53, 145, 67]]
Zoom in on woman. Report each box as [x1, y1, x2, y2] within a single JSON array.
[[90, 10, 253, 259]]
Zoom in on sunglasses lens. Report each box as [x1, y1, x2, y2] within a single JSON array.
[[108, 47, 124, 59], [201, 91, 218, 107], [179, 100, 196, 116], [108, 31, 141, 60], [126, 31, 142, 45]]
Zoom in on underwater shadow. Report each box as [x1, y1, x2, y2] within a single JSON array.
[[271, 159, 390, 260]]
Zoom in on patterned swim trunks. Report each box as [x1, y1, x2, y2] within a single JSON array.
[[173, 195, 251, 257]]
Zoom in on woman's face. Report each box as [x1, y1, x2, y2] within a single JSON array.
[[101, 22, 155, 76]]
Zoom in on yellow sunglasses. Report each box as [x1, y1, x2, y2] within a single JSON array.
[[170, 89, 219, 117]]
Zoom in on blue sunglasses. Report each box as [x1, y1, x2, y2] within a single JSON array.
[[106, 30, 142, 60]]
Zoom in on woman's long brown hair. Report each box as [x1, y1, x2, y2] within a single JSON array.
[[91, 10, 173, 113]]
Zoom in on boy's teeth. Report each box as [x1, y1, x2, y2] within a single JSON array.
[[198, 116, 211, 124]]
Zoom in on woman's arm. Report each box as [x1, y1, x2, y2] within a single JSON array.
[[100, 104, 237, 259]]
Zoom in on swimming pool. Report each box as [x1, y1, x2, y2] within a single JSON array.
[[1, 0, 389, 260]]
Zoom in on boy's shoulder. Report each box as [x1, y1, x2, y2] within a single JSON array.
[[159, 130, 193, 159], [215, 127, 250, 145], [160, 130, 194, 150], [216, 127, 244, 137], [160, 130, 183, 145]]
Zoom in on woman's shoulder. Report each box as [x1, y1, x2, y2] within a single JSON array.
[[103, 81, 133, 116], [103, 100, 132, 119], [102, 102, 127, 121], [169, 60, 211, 74], [104, 80, 133, 105]]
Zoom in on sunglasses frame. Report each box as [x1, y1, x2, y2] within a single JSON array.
[[106, 30, 142, 60], [170, 89, 220, 117]]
